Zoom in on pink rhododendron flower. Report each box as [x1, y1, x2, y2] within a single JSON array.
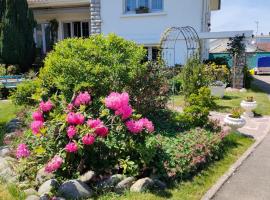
[[125, 120, 144, 134], [67, 126, 77, 139], [31, 120, 44, 134], [87, 119, 109, 137], [105, 92, 130, 110], [16, 143, 30, 159], [115, 104, 132, 120], [65, 142, 78, 153], [105, 92, 133, 120], [32, 111, 44, 122], [66, 112, 85, 125], [74, 92, 91, 107], [140, 118, 154, 133], [82, 134, 95, 145], [39, 100, 53, 112], [45, 155, 63, 173]]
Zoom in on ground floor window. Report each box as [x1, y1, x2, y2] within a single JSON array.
[[63, 21, 90, 39], [145, 46, 160, 61], [34, 23, 53, 55]]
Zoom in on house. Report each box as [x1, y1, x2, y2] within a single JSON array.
[[28, 0, 221, 64]]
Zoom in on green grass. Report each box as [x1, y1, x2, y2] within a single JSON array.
[[0, 100, 21, 145], [94, 133, 254, 200], [171, 85, 270, 116], [0, 100, 24, 200]]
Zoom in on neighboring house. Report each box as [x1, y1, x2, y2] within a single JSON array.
[[209, 35, 270, 69], [28, 0, 221, 64]]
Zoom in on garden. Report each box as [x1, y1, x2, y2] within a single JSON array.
[[0, 34, 256, 200]]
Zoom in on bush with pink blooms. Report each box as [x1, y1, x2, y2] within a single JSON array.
[[15, 91, 157, 181]]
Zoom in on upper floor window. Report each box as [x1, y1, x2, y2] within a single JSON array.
[[125, 0, 163, 13]]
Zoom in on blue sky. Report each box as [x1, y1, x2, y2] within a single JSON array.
[[211, 0, 270, 35]]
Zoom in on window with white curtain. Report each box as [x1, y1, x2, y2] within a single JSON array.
[[125, 0, 163, 13]]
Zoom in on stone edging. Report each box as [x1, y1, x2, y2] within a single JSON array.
[[201, 131, 269, 200]]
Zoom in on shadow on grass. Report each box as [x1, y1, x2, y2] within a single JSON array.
[[0, 122, 6, 146], [222, 95, 240, 100]]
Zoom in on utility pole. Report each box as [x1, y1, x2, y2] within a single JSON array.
[[255, 21, 259, 36]]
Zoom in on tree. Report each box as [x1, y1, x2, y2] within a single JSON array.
[[227, 35, 246, 57], [0, 0, 36, 72]]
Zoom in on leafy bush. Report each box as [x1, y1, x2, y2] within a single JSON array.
[[12, 34, 169, 113], [10, 80, 41, 105], [39, 34, 146, 101], [179, 58, 209, 98], [174, 87, 216, 129], [243, 66, 253, 88], [204, 63, 230, 84], [152, 128, 223, 179], [15, 91, 156, 182], [0, 64, 6, 76]]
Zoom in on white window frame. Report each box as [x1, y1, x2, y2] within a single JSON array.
[[62, 20, 90, 39], [124, 0, 164, 14]]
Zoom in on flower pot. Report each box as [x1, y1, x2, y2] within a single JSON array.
[[224, 115, 246, 131], [240, 100, 257, 118], [210, 84, 226, 98]]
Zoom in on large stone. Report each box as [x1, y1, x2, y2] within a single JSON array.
[[25, 195, 40, 200], [6, 118, 22, 133], [38, 179, 59, 195], [0, 157, 17, 183], [40, 194, 50, 200], [78, 170, 95, 183], [0, 146, 11, 157], [24, 188, 38, 196], [115, 177, 135, 193], [58, 180, 93, 199], [130, 177, 154, 192], [36, 167, 54, 185], [97, 174, 126, 190]]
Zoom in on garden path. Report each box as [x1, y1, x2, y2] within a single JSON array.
[[210, 75, 270, 200]]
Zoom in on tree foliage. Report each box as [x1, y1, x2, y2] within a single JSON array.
[[227, 35, 246, 57], [0, 0, 36, 71]]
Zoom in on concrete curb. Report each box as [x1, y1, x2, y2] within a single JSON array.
[[201, 132, 269, 200]]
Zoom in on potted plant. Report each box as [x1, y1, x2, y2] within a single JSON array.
[[240, 96, 257, 118], [136, 6, 149, 14], [224, 108, 246, 131], [205, 63, 230, 98]]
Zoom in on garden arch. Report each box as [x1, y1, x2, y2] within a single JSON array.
[[160, 26, 201, 67]]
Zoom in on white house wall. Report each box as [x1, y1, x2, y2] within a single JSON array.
[[100, 0, 209, 64]]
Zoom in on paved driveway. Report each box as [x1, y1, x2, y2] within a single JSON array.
[[253, 75, 270, 94]]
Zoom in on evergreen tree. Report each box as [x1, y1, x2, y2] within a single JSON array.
[[0, 0, 36, 72]]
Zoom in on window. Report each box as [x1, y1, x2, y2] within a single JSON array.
[[63, 21, 90, 39], [125, 0, 163, 13]]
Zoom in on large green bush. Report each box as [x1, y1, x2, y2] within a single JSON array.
[[40, 34, 146, 101], [13, 34, 169, 114]]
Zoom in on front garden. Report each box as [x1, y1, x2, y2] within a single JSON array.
[[0, 34, 256, 200]]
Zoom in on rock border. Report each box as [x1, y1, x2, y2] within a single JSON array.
[[201, 130, 270, 200]]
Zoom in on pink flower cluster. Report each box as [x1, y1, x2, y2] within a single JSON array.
[[74, 92, 91, 107], [39, 100, 54, 112], [126, 118, 154, 134], [87, 119, 109, 137], [66, 112, 85, 125], [45, 155, 63, 173], [65, 142, 78, 153], [16, 143, 30, 159], [67, 126, 77, 139], [105, 92, 132, 120], [82, 134, 95, 145], [31, 100, 54, 135]]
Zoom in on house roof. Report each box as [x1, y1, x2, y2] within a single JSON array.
[[27, 0, 89, 8]]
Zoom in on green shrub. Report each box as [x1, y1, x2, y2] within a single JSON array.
[[39, 34, 146, 101], [10, 80, 41, 105], [7, 65, 20, 75], [174, 87, 216, 129], [179, 58, 209, 98], [0, 64, 6, 76], [152, 128, 223, 179]]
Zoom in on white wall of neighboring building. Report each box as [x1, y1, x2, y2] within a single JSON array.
[[100, 0, 211, 65]]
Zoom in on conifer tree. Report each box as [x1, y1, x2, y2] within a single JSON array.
[[0, 0, 36, 72]]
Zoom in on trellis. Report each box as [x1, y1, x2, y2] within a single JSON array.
[[159, 26, 201, 109]]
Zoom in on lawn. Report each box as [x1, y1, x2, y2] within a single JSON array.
[[171, 85, 270, 116], [95, 133, 254, 200]]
